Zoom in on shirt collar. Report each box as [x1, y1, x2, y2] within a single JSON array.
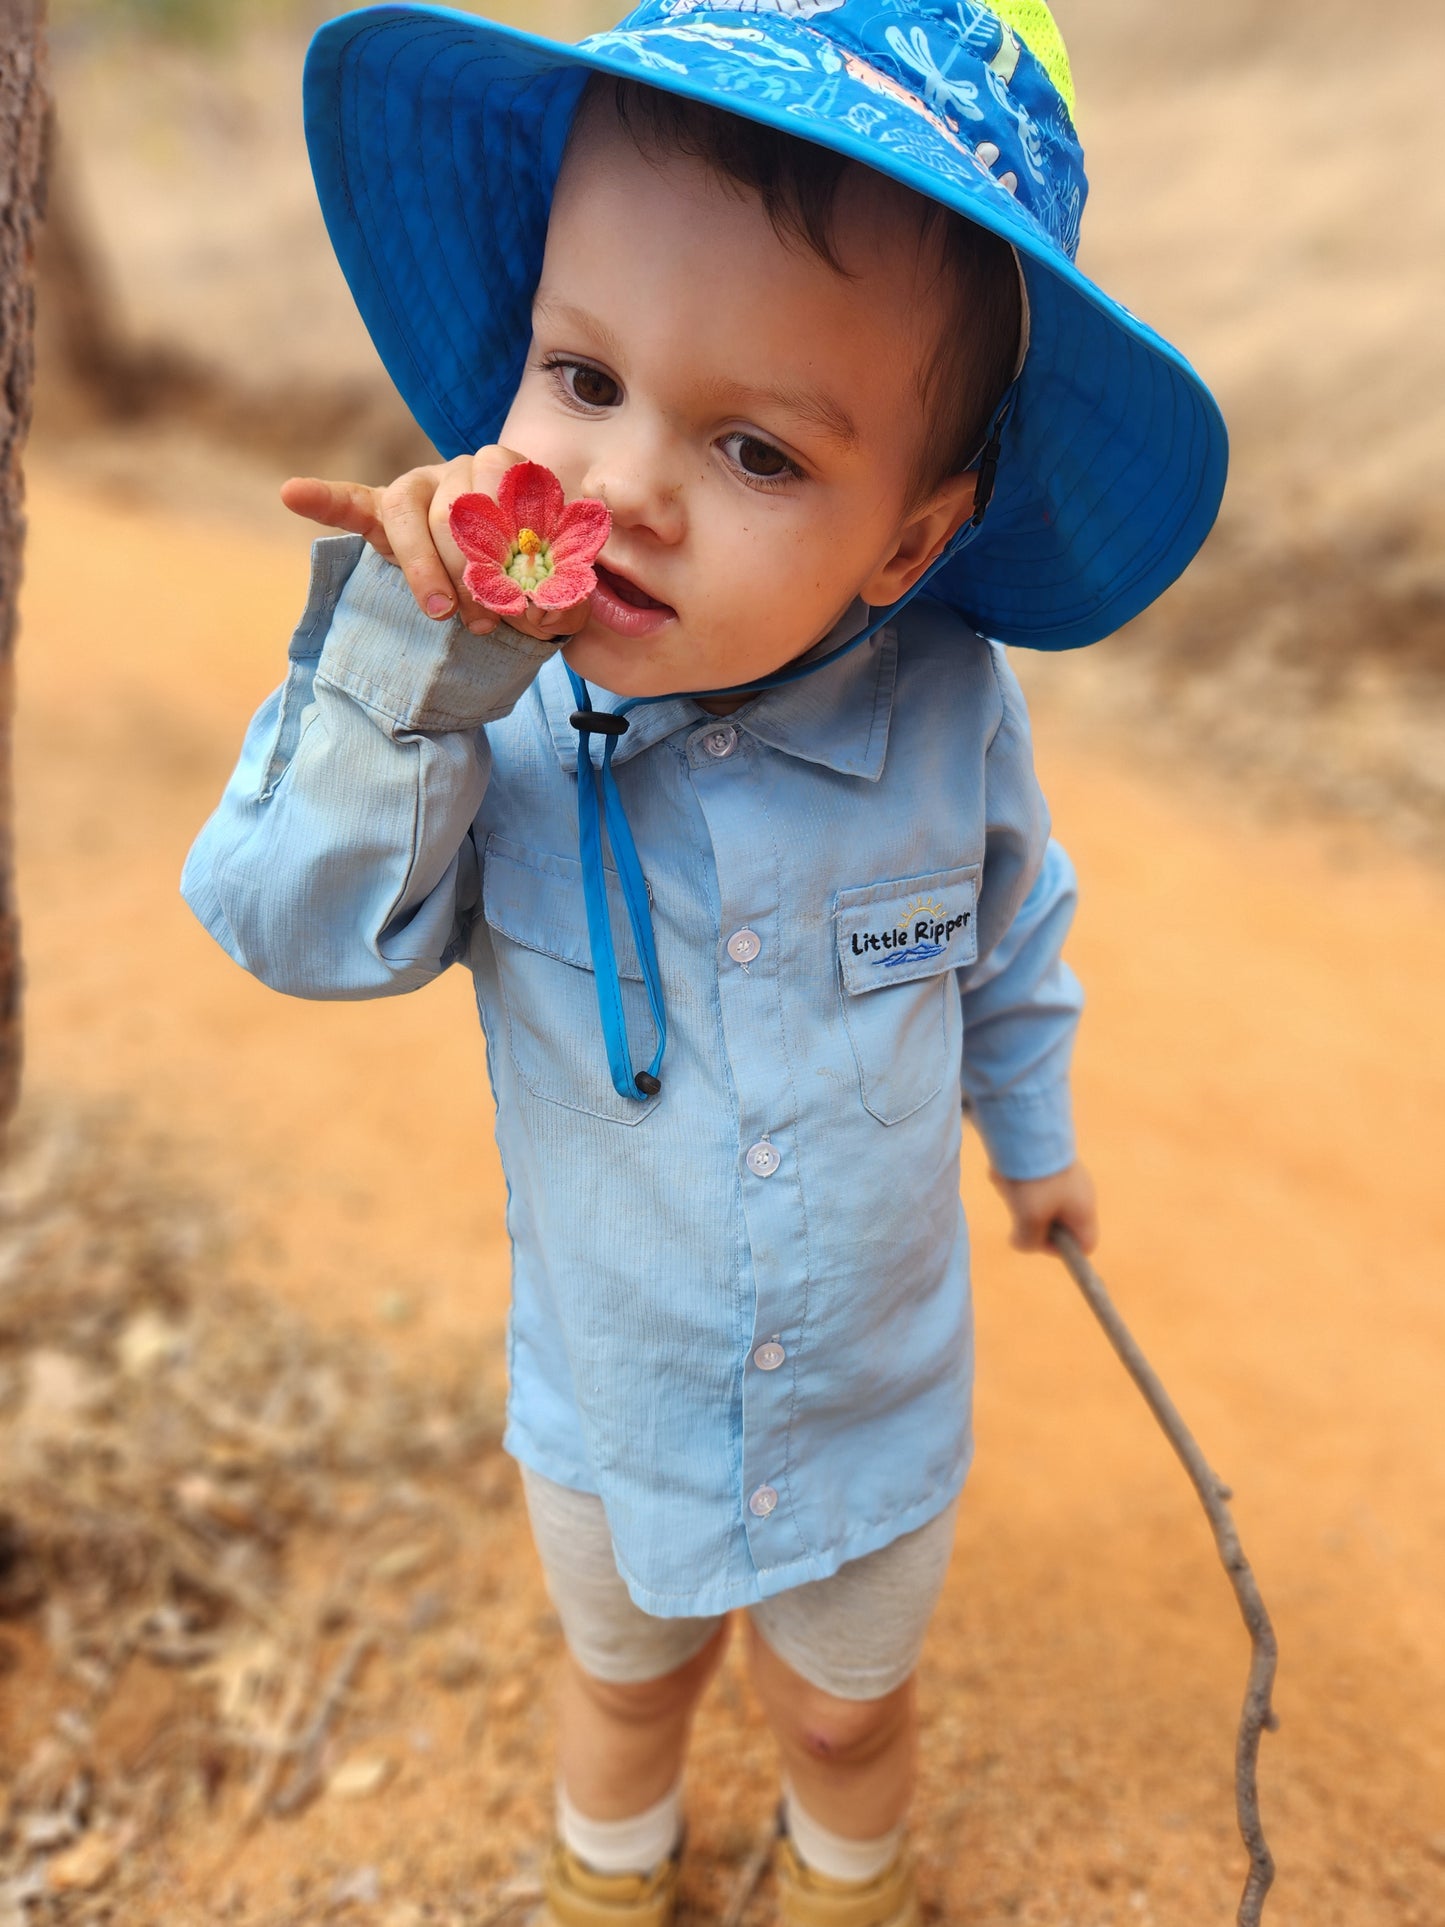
[[539, 598, 897, 782]]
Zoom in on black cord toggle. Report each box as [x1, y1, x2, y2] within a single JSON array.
[[969, 394, 1013, 529], [634, 1071, 662, 1095], [970, 427, 1004, 527], [570, 708, 629, 736]]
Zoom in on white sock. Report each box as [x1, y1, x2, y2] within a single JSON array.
[[782, 1778, 905, 1884], [556, 1774, 684, 1876]]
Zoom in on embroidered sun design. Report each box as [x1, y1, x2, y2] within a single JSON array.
[[898, 895, 945, 931]]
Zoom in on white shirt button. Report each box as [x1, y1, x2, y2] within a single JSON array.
[[702, 725, 738, 759], [727, 928, 761, 965], [745, 1140, 780, 1178], [749, 1484, 779, 1518], [753, 1340, 786, 1372]]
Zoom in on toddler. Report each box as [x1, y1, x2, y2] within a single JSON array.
[[183, 3, 1226, 1921]]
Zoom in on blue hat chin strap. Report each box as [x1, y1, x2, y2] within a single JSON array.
[[564, 395, 1011, 1101]]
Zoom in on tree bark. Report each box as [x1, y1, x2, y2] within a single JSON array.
[[0, 0, 49, 1134]]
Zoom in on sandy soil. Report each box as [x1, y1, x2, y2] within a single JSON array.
[[8, 0, 1445, 1917], [8, 470, 1444, 1923], [35, 0, 1445, 854]]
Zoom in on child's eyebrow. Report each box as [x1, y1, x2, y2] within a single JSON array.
[[533, 293, 627, 363], [697, 375, 860, 452]]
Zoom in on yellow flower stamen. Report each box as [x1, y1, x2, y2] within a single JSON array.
[[505, 525, 554, 592]]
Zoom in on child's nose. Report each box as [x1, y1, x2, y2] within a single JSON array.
[[583, 442, 685, 545]]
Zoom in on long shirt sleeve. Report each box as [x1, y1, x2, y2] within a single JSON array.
[[956, 646, 1084, 1181], [181, 534, 561, 998]]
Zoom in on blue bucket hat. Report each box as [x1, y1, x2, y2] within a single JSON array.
[[301, 0, 1229, 1100], [303, 0, 1227, 652]]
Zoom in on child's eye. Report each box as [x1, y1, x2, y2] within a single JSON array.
[[719, 432, 804, 490], [540, 355, 621, 409]]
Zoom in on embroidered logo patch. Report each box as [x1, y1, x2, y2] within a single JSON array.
[[836, 866, 980, 995], [853, 893, 971, 969]]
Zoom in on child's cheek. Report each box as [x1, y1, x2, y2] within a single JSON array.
[[498, 381, 567, 466]]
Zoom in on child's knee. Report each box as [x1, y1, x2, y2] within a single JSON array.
[[791, 1682, 912, 1767], [567, 1616, 730, 1724], [747, 1622, 912, 1764]]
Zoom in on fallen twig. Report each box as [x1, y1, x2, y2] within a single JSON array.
[[719, 1810, 781, 1927], [478, 1879, 543, 1925], [129, 1502, 294, 1643], [1049, 1225, 1278, 1926], [269, 1629, 377, 1817], [233, 1637, 321, 1837]]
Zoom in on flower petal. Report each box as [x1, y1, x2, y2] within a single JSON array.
[[449, 493, 512, 563], [550, 498, 612, 567], [532, 561, 600, 609], [498, 461, 566, 541], [463, 558, 528, 617]]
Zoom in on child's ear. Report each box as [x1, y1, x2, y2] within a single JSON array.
[[859, 470, 978, 607]]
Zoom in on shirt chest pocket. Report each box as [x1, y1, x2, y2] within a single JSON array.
[[482, 833, 661, 1125], [834, 864, 979, 1125]]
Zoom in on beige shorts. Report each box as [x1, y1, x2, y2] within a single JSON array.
[[519, 1462, 959, 1701]]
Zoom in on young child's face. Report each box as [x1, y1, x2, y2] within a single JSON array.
[[499, 95, 975, 700]]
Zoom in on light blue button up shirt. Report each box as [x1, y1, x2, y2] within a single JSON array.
[[182, 535, 1083, 1617]]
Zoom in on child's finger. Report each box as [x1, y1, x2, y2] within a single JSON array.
[[535, 597, 594, 641], [468, 442, 533, 499], [476, 597, 593, 644], [425, 454, 506, 634], [279, 476, 392, 554], [1010, 1210, 1049, 1254], [376, 471, 471, 621], [1056, 1197, 1100, 1255]]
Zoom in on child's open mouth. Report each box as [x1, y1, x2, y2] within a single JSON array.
[[590, 561, 678, 639]]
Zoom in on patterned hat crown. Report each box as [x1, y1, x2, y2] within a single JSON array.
[[583, 0, 1086, 260], [990, 0, 1075, 116]]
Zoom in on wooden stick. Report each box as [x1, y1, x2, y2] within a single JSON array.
[[719, 1811, 781, 1927], [1048, 1226, 1278, 1926], [269, 1629, 377, 1817]]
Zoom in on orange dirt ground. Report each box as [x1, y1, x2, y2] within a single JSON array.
[[10, 470, 1445, 1923]]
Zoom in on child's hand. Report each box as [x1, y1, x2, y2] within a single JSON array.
[[279, 447, 594, 644], [988, 1158, 1098, 1256]]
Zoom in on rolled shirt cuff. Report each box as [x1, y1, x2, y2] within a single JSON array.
[[964, 1080, 1076, 1181], [311, 538, 563, 732]]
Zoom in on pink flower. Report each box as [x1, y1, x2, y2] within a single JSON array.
[[448, 461, 612, 619]]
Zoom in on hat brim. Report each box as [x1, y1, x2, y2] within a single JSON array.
[[303, 3, 1227, 651]]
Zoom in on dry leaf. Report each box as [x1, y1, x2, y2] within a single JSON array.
[[117, 1310, 186, 1375], [327, 1756, 393, 1800], [20, 1351, 105, 1436], [194, 1635, 283, 1723], [434, 1638, 484, 1691], [45, 1826, 130, 1894], [368, 1542, 432, 1584], [491, 1676, 528, 1717], [172, 1472, 260, 1535], [329, 1866, 382, 1907]]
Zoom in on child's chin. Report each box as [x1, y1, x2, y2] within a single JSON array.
[[560, 629, 688, 700]]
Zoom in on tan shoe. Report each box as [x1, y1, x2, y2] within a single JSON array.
[[773, 1828, 921, 1927], [534, 1834, 682, 1927]]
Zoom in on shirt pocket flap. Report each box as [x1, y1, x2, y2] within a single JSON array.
[[835, 864, 980, 995], [483, 833, 646, 982]]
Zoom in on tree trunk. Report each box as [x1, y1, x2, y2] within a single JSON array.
[[0, 0, 49, 1134]]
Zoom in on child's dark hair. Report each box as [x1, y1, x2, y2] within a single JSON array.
[[586, 73, 1022, 509]]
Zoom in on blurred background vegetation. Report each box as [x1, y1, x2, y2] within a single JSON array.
[[30, 0, 1445, 847], [4, 8, 1443, 1922]]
